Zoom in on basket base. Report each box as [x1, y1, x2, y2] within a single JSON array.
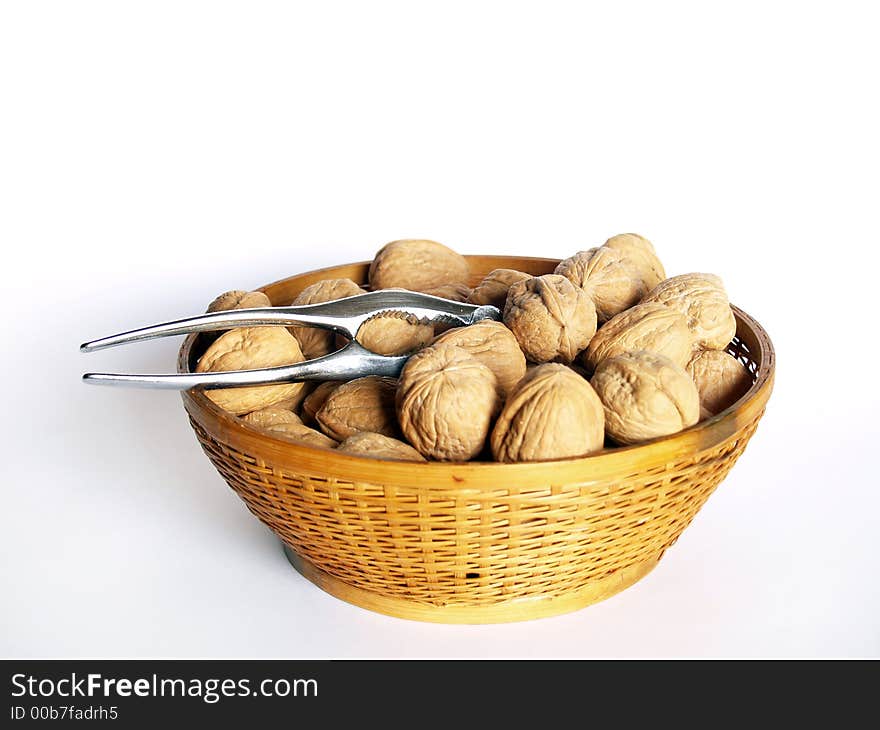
[[282, 544, 661, 624]]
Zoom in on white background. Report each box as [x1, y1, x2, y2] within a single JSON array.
[[2, 1, 878, 658]]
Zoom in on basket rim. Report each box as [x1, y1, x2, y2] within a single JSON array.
[[179, 256, 775, 485]]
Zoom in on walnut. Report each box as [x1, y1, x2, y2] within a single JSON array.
[[301, 381, 343, 424], [396, 343, 500, 461], [503, 274, 597, 364], [201, 290, 274, 346], [591, 351, 700, 445], [356, 311, 434, 356], [555, 245, 655, 323], [687, 349, 752, 418], [274, 380, 316, 415], [602, 233, 666, 289], [262, 421, 338, 449], [583, 302, 692, 371], [432, 320, 527, 398], [642, 273, 736, 350], [206, 289, 272, 312], [337, 432, 427, 462], [291, 278, 364, 304], [490, 364, 605, 462], [315, 375, 400, 441], [288, 278, 364, 359], [423, 282, 473, 302], [468, 269, 532, 309], [196, 326, 307, 415], [241, 406, 302, 428], [368, 239, 470, 292]]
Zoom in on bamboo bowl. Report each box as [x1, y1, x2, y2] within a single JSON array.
[[178, 256, 775, 624]]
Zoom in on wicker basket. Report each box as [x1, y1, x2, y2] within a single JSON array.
[[178, 256, 775, 624]]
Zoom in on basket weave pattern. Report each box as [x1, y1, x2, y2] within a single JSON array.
[[191, 414, 759, 605], [180, 257, 774, 621]]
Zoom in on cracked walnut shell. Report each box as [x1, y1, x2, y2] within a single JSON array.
[[368, 239, 470, 293], [591, 351, 700, 445], [490, 364, 605, 462], [642, 273, 736, 350], [195, 326, 307, 415], [396, 343, 500, 461], [503, 274, 597, 364], [583, 301, 692, 371]]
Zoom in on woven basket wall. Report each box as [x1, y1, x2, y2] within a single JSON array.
[[179, 256, 775, 623]]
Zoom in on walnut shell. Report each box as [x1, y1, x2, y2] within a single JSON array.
[[273, 380, 316, 415], [301, 381, 343, 424], [337, 432, 427, 462], [288, 278, 364, 359], [262, 421, 338, 449], [368, 239, 470, 292], [207, 289, 272, 312], [241, 407, 303, 428], [642, 273, 736, 350], [196, 327, 307, 415], [423, 282, 473, 302], [602, 233, 666, 289], [356, 311, 434, 356], [554, 247, 654, 323], [583, 302, 692, 370], [490, 364, 605, 462], [396, 343, 500, 461], [687, 349, 752, 418], [591, 351, 700, 445], [201, 290, 274, 346], [503, 274, 598, 364], [316, 375, 400, 441], [468, 269, 532, 309], [432, 320, 527, 398]]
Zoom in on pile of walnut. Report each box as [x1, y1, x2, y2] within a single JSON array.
[[196, 235, 753, 463]]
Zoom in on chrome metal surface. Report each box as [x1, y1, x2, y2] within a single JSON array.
[[80, 291, 501, 389], [80, 290, 499, 352], [82, 341, 408, 389]]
